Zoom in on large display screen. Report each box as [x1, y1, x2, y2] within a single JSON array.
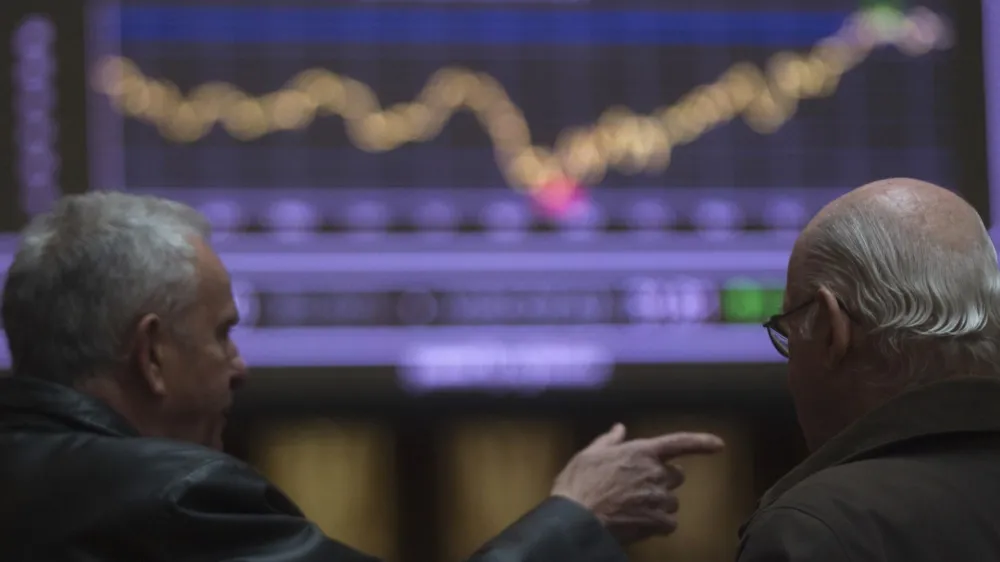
[[0, 0, 995, 391]]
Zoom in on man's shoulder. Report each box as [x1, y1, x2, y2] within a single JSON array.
[[745, 453, 983, 549], [76, 432, 235, 466], [740, 453, 1000, 561], [758, 456, 924, 529], [0, 431, 275, 548], [19, 430, 261, 501], [771, 453, 964, 516], [89, 435, 260, 494], [737, 463, 893, 562]]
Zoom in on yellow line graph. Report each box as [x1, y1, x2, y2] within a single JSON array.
[[94, 7, 949, 194]]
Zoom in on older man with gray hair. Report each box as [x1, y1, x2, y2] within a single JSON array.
[[738, 178, 1000, 561], [0, 191, 723, 561]]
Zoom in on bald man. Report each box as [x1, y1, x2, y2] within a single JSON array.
[[738, 178, 1000, 561]]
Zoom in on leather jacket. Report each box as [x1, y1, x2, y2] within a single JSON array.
[[0, 376, 626, 562]]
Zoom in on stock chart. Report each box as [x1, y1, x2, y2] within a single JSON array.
[[91, 0, 958, 223], [2, 0, 995, 389]]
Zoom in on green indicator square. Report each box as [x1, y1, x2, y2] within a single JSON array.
[[720, 288, 765, 323]]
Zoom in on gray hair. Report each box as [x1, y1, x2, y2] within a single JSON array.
[[800, 205, 1000, 383], [1, 192, 211, 384]]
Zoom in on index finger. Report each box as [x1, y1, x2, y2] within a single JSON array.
[[627, 432, 725, 459]]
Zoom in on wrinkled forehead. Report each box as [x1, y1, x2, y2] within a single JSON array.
[[191, 237, 229, 281]]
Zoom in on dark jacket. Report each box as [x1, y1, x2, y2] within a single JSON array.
[[737, 376, 1000, 562], [0, 377, 626, 562]]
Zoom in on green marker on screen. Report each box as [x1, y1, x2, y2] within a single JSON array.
[[859, 0, 905, 11], [721, 278, 785, 323]]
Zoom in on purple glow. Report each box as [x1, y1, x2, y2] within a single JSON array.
[[621, 276, 717, 324], [480, 201, 530, 242], [763, 198, 808, 230], [692, 199, 744, 231], [13, 15, 58, 218], [413, 200, 459, 231], [211, 248, 787, 273], [14, 16, 54, 44], [626, 200, 675, 231], [199, 200, 244, 233], [0, 323, 787, 370], [0, 235, 796, 273], [267, 200, 318, 230], [558, 200, 606, 234], [985, 0, 1000, 231], [399, 341, 614, 393], [345, 200, 391, 231]]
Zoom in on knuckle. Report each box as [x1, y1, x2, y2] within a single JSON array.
[[645, 486, 666, 501], [648, 464, 669, 483], [665, 464, 686, 487], [664, 494, 679, 513]]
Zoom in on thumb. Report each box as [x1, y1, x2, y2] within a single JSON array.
[[631, 432, 725, 460], [587, 423, 627, 450]]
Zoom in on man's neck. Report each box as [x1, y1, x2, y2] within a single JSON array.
[[75, 375, 165, 439], [807, 372, 943, 451], [805, 385, 884, 452]]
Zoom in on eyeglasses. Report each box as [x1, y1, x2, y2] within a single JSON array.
[[762, 297, 857, 358], [762, 299, 814, 358]]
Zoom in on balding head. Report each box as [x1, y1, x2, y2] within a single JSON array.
[[781, 178, 1000, 449], [797, 178, 987, 264]]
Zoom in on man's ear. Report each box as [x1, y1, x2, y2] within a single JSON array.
[[133, 313, 168, 397], [815, 287, 851, 368]]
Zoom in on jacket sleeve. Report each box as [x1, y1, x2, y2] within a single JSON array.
[[157, 458, 626, 562], [736, 507, 854, 562]]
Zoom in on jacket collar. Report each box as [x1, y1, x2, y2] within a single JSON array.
[[759, 376, 1000, 510], [0, 375, 140, 438]]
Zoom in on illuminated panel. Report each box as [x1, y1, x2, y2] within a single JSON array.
[[400, 342, 614, 394], [12, 16, 59, 217], [10, 224, 1000, 372], [79, 1, 965, 238], [0, 1, 977, 378], [0, 235, 795, 370], [93, 7, 950, 200]]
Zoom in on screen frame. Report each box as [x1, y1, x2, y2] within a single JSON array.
[[0, 1, 995, 395]]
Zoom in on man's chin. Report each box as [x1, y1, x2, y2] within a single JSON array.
[[210, 431, 226, 451]]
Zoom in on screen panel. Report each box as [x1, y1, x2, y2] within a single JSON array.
[[0, 0, 993, 392]]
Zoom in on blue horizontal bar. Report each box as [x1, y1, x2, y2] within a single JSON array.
[[118, 6, 849, 46]]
